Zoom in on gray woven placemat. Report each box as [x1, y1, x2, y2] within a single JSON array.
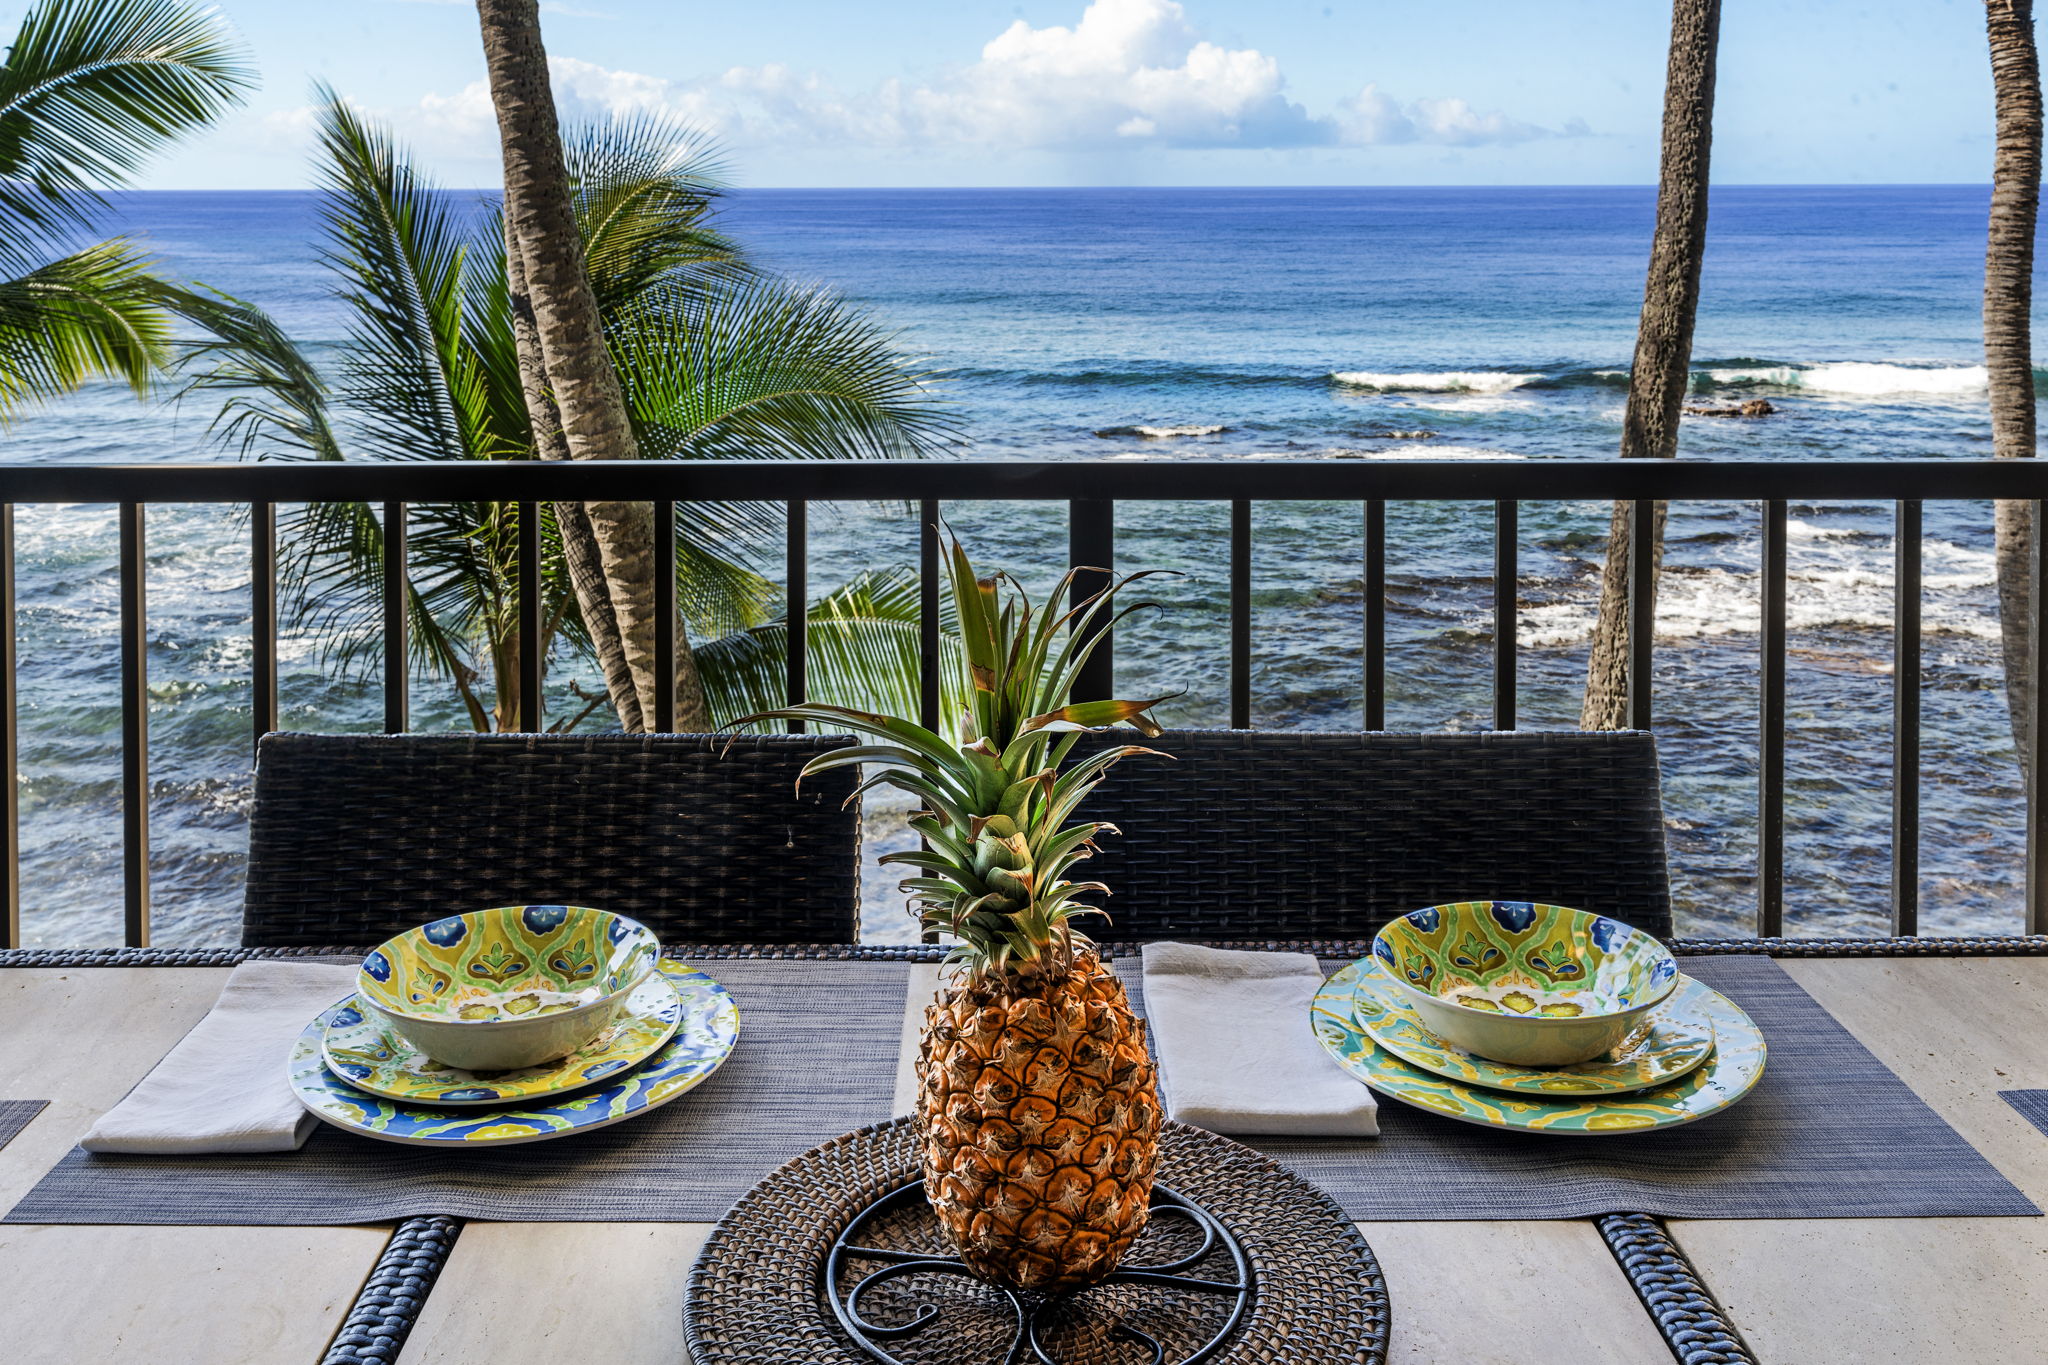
[[0, 1101, 47, 1152], [2001, 1090, 2048, 1137], [5, 960, 904, 1225], [1122, 954, 2038, 1220]]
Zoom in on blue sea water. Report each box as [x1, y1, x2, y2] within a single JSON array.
[[2, 185, 2036, 945]]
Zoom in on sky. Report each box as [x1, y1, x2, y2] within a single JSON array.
[[9, 0, 2007, 189]]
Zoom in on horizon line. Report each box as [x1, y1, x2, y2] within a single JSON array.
[[111, 181, 2001, 194]]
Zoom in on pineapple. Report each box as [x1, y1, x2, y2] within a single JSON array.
[[740, 538, 1168, 1292]]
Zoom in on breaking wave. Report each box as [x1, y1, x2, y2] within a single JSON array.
[[1702, 361, 1991, 396], [1093, 423, 1229, 438], [1330, 370, 1543, 393]]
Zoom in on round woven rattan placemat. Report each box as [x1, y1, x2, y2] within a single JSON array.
[[683, 1117, 1390, 1365]]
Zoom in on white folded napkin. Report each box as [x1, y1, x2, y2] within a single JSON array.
[[81, 959, 359, 1154], [1141, 942, 1378, 1138]]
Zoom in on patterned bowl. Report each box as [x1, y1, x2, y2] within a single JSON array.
[[1371, 901, 1679, 1066], [358, 906, 660, 1072]]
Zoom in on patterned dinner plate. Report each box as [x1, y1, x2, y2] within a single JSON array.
[[290, 961, 740, 1147], [1313, 957, 1766, 1135], [319, 972, 683, 1107], [1348, 954, 1715, 1096]]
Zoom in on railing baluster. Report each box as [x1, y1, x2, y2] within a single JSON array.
[[1759, 499, 1788, 938], [120, 502, 149, 948], [653, 498, 675, 733], [1495, 499, 1518, 731], [382, 501, 407, 733], [919, 500, 942, 947], [1230, 499, 1250, 728], [2031, 500, 2048, 934], [251, 501, 276, 756], [1627, 497, 1656, 731], [517, 501, 542, 733], [0, 506, 15, 949], [786, 499, 806, 730], [1070, 499, 1116, 704], [1364, 500, 1385, 731], [1891, 501, 1922, 935], [918, 498, 940, 732]]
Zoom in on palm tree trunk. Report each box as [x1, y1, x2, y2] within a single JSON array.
[[504, 213, 643, 728], [475, 0, 709, 731], [1582, 0, 1721, 730], [1987, 0, 2043, 787]]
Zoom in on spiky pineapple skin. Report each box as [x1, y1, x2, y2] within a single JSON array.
[[915, 949, 1161, 1293]]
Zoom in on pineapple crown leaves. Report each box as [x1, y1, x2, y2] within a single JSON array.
[[729, 534, 1176, 974]]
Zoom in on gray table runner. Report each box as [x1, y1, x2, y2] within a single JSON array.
[[2001, 1090, 2048, 1138], [4, 960, 903, 1225], [1121, 954, 2038, 1220], [7, 954, 2035, 1225], [0, 1100, 46, 1152]]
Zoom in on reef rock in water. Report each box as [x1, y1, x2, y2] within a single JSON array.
[[1684, 398, 1777, 418]]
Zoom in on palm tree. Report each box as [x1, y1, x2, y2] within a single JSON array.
[[1985, 0, 2043, 783], [1581, 0, 1722, 729], [176, 96, 956, 731], [0, 0, 252, 417], [474, 0, 679, 731]]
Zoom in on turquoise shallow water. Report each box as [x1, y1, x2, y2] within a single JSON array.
[[4, 186, 2040, 945]]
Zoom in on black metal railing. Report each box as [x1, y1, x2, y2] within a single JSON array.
[[1, 456, 2046, 950]]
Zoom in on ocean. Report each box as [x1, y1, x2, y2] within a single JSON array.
[[3, 185, 2034, 946]]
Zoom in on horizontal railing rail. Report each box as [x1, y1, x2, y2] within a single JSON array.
[[0, 456, 2043, 950], [0, 457, 2047, 501]]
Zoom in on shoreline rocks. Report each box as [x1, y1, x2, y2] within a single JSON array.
[[1684, 398, 1777, 418]]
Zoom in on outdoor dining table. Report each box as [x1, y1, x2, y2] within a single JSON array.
[[3, 942, 2046, 1365]]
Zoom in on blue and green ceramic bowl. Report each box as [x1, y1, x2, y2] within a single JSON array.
[[358, 906, 660, 1071], [1372, 901, 1679, 1066]]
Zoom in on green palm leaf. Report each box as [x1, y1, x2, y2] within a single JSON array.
[[0, 0, 254, 247], [311, 89, 512, 465], [617, 271, 957, 461], [0, 237, 169, 416], [0, 0, 249, 412], [565, 112, 740, 309], [698, 566, 963, 730], [166, 285, 342, 460]]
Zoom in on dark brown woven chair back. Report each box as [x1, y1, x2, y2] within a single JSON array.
[[243, 732, 860, 947], [1070, 729, 1673, 942]]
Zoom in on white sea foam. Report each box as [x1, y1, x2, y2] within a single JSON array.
[[1094, 423, 1228, 438], [1330, 370, 1542, 393], [1513, 536, 2000, 648], [1784, 516, 1861, 543], [1399, 392, 1546, 414], [1706, 362, 1990, 397]]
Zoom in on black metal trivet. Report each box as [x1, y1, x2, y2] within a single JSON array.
[[684, 1119, 1388, 1365], [827, 1179, 1252, 1365]]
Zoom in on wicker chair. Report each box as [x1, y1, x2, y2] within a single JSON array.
[[1071, 729, 1674, 942], [242, 732, 861, 947]]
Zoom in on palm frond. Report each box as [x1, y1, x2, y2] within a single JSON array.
[[273, 497, 499, 732], [0, 0, 254, 249], [699, 566, 962, 730], [614, 270, 958, 462], [311, 88, 514, 465], [164, 285, 342, 459], [564, 111, 740, 310], [453, 220, 534, 453], [0, 236, 169, 418]]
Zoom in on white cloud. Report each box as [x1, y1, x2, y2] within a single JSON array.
[[318, 0, 1571, 165], [889, 0, 1327, 149], [1339, 85, 1551, 148]]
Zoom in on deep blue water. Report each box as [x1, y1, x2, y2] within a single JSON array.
[[3, 186, 2037, 945]]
